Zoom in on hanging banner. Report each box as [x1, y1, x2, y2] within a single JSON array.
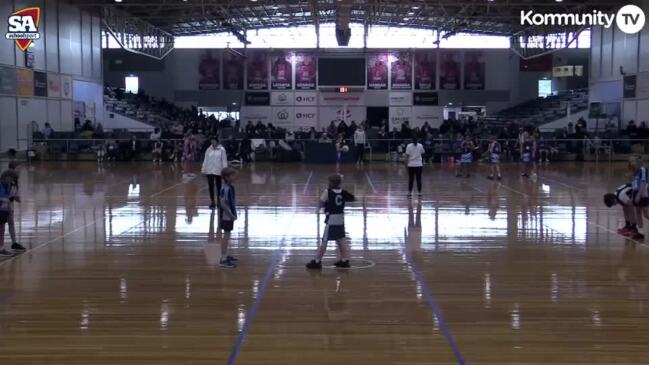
[[16, 68, 33, 96], [367, 53, 388, 90], [271, 52, 293, 90], [33, 71, 47, 97], [464, 51, 485, 90], [47, 73, 61, 97], [0, 66, 16, 95], [439, 50, 461, 90], [198, 50, 220, 90], [223, 51, 244, 90], [294, 106, 318, 128], [60, 75, 72, 99], [390, 51, 412, 90], [414, 50, 436, 90], [246, 50, 269, 90], [295, 53, 316, 90]]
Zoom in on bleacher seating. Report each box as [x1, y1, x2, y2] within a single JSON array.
[[484, 88, 588, 128]]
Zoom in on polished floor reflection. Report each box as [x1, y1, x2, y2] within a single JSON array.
[[0, 161, 646, 364]]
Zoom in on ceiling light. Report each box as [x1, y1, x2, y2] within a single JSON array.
[[272, 5, 279, 9], [114, 0, 122, 2], [408, 12, 414, 15], [411, 6, 419, 9], [555, 0, 563, 2]]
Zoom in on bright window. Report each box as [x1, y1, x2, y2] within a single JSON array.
[[125, 76, 139, 94]]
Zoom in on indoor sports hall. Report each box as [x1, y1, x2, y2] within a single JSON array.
[[1, 0, 649, 364]]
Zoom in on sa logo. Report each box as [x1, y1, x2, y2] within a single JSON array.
[[6, 7, 41, 52]]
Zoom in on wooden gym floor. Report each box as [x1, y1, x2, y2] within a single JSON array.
[[0, 160, 647, 365]]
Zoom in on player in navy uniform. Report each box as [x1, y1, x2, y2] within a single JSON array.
[[604, 183, 642, 238], [520, 134, 536, 178], [487, 136, 502, 180], [219, 167, 239, 268], [306, 174, 356, 269]]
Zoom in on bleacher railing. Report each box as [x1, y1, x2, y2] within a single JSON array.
[[26, 137, 649, 163]]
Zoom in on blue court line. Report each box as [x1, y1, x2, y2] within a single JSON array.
[[365, 172, 378, 194], [226, 176, 305, 365], [226, 252, 283, 365], [302, 171, 314, 195], [400, 235, 466, 365]]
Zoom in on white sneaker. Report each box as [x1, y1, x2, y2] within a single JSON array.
[[0, 249, 14, 257]]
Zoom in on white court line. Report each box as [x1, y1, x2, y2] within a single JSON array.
[[0, 178, 191, 268]]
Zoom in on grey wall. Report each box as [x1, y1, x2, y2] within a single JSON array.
[[0, 0, 103, 151], [590, 0, 649, 124]]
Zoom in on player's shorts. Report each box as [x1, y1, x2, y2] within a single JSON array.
[[521, 152, 532, 163], [638, 197, 649, 207], [323, 224, 345, 241], [220, 219, 234, 232], [460, 153, 473, 164], [0, 210, 9, 225], [490, 153, 500, 164]]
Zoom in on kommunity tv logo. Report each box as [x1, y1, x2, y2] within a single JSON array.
[[521, 5, 645, 34]]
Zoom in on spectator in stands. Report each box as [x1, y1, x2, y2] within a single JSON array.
[[576, 117, 587, 134], [31, 120, 40, 134], [74, 118, 81, 132], [639, 121, 649, 139], [80, 120, 94, 138], [337, 120, 348, 137], [254, 121, 266, 136], [326, 121, 337, 138], [308, 127, 318, 141], [245, 121, 255, 136], [42, 122, 54, 139], [567, 122, 574, 135], [348, 121, 358, 139], [94, 122, 105, 138], [150, 127, 162, 141], [400, 121, 412, 139]]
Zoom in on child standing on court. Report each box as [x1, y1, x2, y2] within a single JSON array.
[[487, 136, 502, 180], [219, 167, 239, 268], [0, 171, 19, 256], [307, 174, 356, 269], [1, 163, 25, 252]]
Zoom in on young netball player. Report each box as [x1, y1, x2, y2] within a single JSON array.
[[456, 135, 475, 178], [520, 132, 536, 178], [0, 171, 18, 256], [629, 156, 649, 239], [306, 174, 356, 269], [604, 183, 643, 239], [1, 164, 25, 252], [487, 136, 502, 180], [219, 167, 239, 268]]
